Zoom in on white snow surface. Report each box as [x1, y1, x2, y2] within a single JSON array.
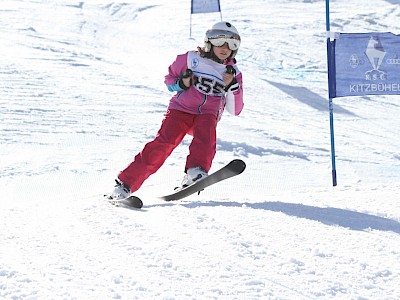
[[1, 0, 400, 299]]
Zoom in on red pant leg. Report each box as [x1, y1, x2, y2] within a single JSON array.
[[118, 110, 193, 192], [185, 114, 217, 173]]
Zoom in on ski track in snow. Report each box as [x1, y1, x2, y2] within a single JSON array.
[[1, 0, 400, 299]]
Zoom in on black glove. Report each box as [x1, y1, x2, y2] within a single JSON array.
[[225, 65, 236, 76], [224, 66, 239, 92], [178, 69, 193, 90]]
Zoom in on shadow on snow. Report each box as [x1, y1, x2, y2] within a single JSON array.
[[265, 80, 356, 116], [178, 200, 400, 234], [181, 139, 310, 160]]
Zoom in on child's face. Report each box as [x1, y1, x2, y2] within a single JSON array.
[[212, 43, 232, 61]]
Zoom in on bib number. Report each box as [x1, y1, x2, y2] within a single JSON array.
[[193, 75, 225, 95]]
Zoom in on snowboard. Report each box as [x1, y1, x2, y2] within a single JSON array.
[[107, 195, 143, 209], [160, 159, 246, 201]]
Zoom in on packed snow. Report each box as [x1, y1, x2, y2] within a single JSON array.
[[1, 0, 400, 299]]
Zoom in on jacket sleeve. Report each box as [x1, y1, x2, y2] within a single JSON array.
[[164, 52, 189, 90], [225, 71, 244, 116]]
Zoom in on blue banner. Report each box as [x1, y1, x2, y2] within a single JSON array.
[[332, 32, 400, 98], [191, 0, 220, 14]]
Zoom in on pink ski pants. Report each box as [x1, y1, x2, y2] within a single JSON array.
[[118, 109, 217, 193]]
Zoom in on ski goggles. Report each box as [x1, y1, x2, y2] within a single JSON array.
[[206, 29, 241, 51]]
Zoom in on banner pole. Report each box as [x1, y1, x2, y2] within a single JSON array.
[[326, 0, 337, 186]]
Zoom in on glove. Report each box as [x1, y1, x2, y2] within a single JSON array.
[[225, 78, 240, 92], [225, 65, 236, 76], [178, 69, 193, 90], [224, 66, 239, 92]]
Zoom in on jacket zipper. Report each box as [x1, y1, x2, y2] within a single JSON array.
[[197, 94, 207, 113]]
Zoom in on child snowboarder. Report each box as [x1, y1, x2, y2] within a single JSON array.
[[108, 21, 244, 200]]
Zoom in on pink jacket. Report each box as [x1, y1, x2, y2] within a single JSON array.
[[164, 51, 244, 118]]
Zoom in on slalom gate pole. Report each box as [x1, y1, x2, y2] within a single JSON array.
[[326, 0, 337, 186]]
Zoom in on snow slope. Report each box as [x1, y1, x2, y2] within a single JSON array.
[[1, 0, 400, 299]]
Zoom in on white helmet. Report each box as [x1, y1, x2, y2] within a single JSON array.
[[204, 21, 241, 58]]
